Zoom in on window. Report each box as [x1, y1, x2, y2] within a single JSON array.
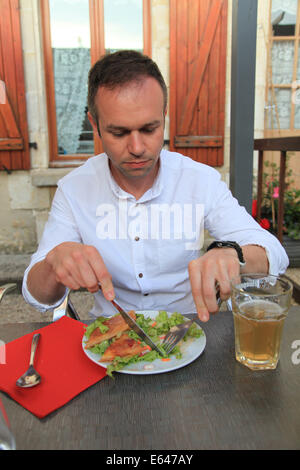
[[41, 0, 151, 166], [265, 0, 300, 133], [264, 0, 300, 199]]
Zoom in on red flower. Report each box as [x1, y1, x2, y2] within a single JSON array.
[[273, 186, 279, 198], [259, 218, 270, 230], [252, 199, 257, 218]]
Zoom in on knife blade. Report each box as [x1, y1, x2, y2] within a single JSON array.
[[110, 300, 166, 357]]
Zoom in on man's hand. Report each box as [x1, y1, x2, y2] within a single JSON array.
[[188, 248, 240, 322], [188, 244, 269, 322], [45, 242, 114, 298], [27, 242, 114, 305]]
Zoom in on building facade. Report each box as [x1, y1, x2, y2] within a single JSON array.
[[0, 0, 297, 253]]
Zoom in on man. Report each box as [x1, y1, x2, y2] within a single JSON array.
[[23, 50, 288, 322]]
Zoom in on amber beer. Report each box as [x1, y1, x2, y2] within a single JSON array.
[[233, 300, 285, 370], [231, 274, 292, 370]]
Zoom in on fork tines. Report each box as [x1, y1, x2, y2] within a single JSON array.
[[162, 333, 177, 354], [162, 319, 193, 354]]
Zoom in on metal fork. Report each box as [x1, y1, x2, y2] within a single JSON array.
[[162, 287, 229, 354], [0, 283, 17, 303], [162, 319, 194, 354]]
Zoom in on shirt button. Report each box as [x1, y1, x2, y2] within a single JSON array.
[[138, 273, 143, 278], [135, 236, 140, 241]]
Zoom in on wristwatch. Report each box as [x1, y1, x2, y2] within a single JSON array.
[[206, 240, 246, 266]]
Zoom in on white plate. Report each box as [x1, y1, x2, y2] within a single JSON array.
[[82, 310, 206, 375]]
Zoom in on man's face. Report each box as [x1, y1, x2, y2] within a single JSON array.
[[89, 77, 166, 187]]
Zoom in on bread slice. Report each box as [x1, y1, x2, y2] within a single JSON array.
[[85, 310, 136, 349], [100, 333, 144, 362]]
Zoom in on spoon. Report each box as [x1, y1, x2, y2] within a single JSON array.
[[16, 334, 41, 388]]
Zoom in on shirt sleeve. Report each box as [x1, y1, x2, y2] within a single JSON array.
[[22, 186, 82, 313], [204, 174, 289, 275]]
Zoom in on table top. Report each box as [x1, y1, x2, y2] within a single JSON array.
[[1, 307, 300, 450]]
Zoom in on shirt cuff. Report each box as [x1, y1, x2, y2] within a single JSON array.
[[22, 262, 68, 314]]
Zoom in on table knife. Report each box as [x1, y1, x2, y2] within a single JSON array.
[[110, 300, 166, 357]]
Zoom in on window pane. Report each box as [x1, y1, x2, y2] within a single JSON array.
[[294, 100, 300, 128], [296, 40, 300, 80], [271, 0, 297, 36], [49, 0, 94, 155], [271, 41, 294, 84], [104, 0, 143, 53], [266, 88, 291, 129]]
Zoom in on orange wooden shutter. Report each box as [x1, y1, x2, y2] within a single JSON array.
[[169, 0, 227, 166], [0, 0, 30, 171]]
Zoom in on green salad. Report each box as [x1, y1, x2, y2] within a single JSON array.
[[84, 311, 203, 377]]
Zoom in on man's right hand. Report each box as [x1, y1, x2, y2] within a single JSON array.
[[46, 242, 114, 297], [27, 242, 115, 304]]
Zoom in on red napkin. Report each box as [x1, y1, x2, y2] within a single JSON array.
[[0, 316, 107, 418]]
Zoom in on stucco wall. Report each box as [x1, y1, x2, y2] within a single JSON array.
[[0, 0, 268, 253]]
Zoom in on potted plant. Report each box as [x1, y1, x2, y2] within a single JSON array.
[[252, 159, 300, 266]]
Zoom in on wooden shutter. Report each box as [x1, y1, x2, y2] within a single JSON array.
[[0, 0, 30, 171], [169, 0, 227, 166]]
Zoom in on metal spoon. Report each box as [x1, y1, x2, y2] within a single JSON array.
[[16, 334, 41, 388]]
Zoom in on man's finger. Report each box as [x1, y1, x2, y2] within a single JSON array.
[[99, 275, 115, 300], [188, 261, 210, 322], [85, 246, 115, 300]]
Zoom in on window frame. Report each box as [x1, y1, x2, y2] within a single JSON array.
[[265, 0, 300, 137], [40, 0, 152, 167]]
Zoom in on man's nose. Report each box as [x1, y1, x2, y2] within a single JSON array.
[[128, 131, 145, 157]]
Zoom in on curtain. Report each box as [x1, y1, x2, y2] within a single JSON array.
[[271, 0, 297, 26], [269, 0, 298, 129], [53, 48, 91, 154]]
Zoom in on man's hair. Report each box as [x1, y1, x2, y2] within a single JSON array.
[[88, 50, 168, 121]]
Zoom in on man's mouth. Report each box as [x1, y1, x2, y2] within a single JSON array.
[[124, 160, 150, 168]]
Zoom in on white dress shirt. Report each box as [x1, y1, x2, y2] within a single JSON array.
[[22, 150, 289, 317]]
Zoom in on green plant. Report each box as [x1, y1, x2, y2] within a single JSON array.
[[253, 158, 300, 240]]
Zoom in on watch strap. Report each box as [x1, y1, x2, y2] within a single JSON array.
[[206, 240, 246, 266]]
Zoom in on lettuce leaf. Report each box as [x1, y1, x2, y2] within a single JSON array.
[[84, 316, 109, 339]]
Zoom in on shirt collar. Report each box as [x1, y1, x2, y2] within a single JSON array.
[[104, 152, 164, 203]]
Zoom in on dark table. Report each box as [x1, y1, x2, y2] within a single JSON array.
[[1, 307, 300, 450]]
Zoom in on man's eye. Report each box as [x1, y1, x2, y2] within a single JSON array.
[[111, 131, 126, 137], [142, 127, 156, 134]]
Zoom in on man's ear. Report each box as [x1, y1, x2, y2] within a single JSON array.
[[163, 106, 168, 129], [87, 112, 101, 138], [87, 111, 97, 131]]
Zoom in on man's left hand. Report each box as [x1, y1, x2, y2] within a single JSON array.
[[188, 248, 240, 322]]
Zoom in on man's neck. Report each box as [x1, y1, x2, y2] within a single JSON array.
[[109, 161, 160, 200]]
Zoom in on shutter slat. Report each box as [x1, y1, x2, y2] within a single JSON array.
[[169, 0, 227, 167], [174, 135, 223, 148]]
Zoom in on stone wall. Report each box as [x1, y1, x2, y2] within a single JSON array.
[[0, 0, 269, 253]]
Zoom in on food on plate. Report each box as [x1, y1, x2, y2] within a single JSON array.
[[100, 333, 144, 362], [84, 310, 136, 349], [84, 310, 203, 376]]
